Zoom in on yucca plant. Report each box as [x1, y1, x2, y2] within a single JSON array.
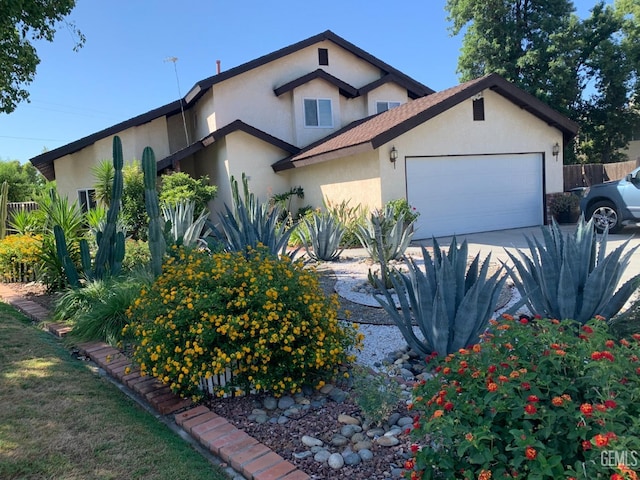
[[355, 204, 414, 262], [505, 217, 640, 324], [161, 199, 212, 248], [375, 238, 507, 356], [212, 173, 294, 256], [302, 210, 345, 261]]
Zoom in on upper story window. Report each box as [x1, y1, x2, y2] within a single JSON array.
[[318, 48, 329, 66], [473, 97, 485, 121], [78, 188, 96, 213], [304, 98, 333, 127], [376, 101, 401, 113]]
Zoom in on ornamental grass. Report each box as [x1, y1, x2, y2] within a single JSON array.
[[125, 245, 362, 401], [405, 315, 640, 480]]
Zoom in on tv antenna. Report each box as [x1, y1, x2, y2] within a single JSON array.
[[164, 56, 190, 146]]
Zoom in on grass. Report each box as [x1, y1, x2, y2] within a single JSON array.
[[0, 302, 229, 480]]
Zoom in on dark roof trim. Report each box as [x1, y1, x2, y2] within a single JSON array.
[[30, 100, 183, 181], [357, 73, 427, 99], [158, 120, 300, 171], [274, 69, 358, 98], [277, 73, 579, 169], [186, 30, 434, 106]]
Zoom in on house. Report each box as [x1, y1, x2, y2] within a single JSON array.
[[30, 30, 578, 240]]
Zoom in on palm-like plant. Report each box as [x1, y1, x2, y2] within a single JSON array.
[[505, 217, 640, 324], [375, 238, 507, 356]]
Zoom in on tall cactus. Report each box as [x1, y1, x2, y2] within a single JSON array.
[[92, 136, 125, 279], [0, 181, 8, 239], [54, 224, 81, 288], [142, 146, 165, 277]]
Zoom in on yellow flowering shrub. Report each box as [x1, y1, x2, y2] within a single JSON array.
[[0, 234, 42, 282], [125, 245, 361, 400]]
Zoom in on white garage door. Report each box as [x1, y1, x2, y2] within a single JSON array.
[[407, 153, 543, 240]]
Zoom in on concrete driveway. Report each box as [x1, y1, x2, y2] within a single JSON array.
[[411, 223, 640, 289]]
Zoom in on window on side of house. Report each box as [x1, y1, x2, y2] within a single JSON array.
[[376, 101, 401, 113], [304, 98, 333, 127], [473, 97, 485, 121], [78, 189, 96, 213], [318, 48, 329, 66]]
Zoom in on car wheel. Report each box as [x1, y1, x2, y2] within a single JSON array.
[[587, 201, 622, 233]]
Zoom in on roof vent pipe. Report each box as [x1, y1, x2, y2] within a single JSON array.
[[216, 60, 221, 74]]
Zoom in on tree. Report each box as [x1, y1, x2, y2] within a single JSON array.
[[0, 0, 84, 114], [0, 159, 46, 201], [445, 0, 640, 164]]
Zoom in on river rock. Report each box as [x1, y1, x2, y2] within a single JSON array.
[[376, 436, 400, 447], [301, 435, 323, 447], [328, 453, 345, 469], [337, 413, 360, 425]]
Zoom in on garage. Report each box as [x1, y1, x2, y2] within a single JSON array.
[[406, 153, 544, 239]]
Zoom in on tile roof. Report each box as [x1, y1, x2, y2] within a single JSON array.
[[272, 73, 579, 171]]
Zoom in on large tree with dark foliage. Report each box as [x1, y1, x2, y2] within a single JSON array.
[[446, 0, 640, 164], [0, 0, 84, 114]]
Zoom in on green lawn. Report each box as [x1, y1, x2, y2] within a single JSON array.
[[0, 302, 229, 480]]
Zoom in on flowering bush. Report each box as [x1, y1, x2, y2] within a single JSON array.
[[125, 246, 362, 401], [405, 315, 640, 479], [0, 234, 42, 282]]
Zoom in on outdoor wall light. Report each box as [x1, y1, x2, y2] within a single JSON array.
[[552, 142, 560, 161], [389, 146, 398, 167]]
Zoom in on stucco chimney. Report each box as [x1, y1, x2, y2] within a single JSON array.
[[216, 60, 221, 74]]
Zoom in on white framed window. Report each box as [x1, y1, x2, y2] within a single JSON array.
[[376, 101, 401, 113], [78, 189, 96, 213], [304, 98, 333, 127]]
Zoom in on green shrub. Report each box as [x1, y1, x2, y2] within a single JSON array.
[[350, 365, 402, 426], [324, 199, 368, 248], [159, 172, 217, 214], [122, 239, 152, 272], [54, 274, 150, 344], [125, 246, 362, 401], [386, 198, 420, 224], [406, 315, 640, 479]]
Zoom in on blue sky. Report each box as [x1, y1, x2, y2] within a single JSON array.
[[0, 0, 604, 165]]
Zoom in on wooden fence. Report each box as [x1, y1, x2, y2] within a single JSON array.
[[5, 201, 38, 235], [563, 160, 640, 191]]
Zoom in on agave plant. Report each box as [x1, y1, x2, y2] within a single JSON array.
[[505, 217, 640, 324], [161, 199, 212, 248], [355, 204, 414, 262], [375, 238, 507, 356], [212, 173, 294, 256], [302, 211, 345, 261]]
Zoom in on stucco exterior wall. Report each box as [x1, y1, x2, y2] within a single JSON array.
[[197, 40, 384, 147], [365, 83, 408, 116], [284, 153, 382, 212], [378, 89, 564, 202], [55, 117, 171, 202]]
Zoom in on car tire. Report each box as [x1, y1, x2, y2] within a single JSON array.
[[587, 201, 623, 233]]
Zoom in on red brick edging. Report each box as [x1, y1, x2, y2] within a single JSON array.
[[0, 286, 309, 480]]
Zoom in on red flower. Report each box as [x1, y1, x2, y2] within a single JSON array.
[[605, 340, 615, 348], [410, 443, 420, 453], [582, 440, 592, 451], [444, 402, 454, 411], [611, 474, 624, 480], [582, 326, 594, 334], [521, 382, 531, 390], [524, 404, 537, 415], [591, 351, 603, 360], [593, 434, 610, 448], [602, 351, 615, 362], [487, 382, 498, 392], [604, 400, 617, 409], [525, 447, 537, 460], [520, 318, 529, 324], [404, 459, 415, 470], [488, 365, 497, 373], [580, 403, 594, 417], [527, 395, 540, 403]]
